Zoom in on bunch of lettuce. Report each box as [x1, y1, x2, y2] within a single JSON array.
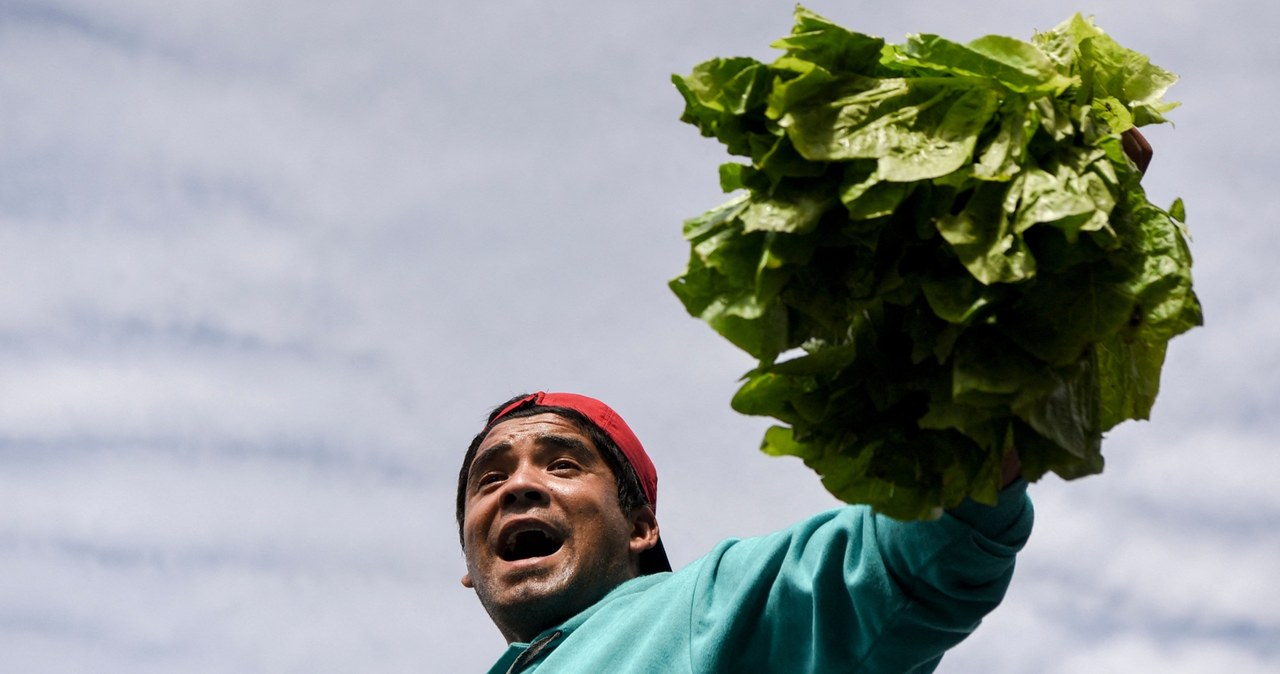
[[670, 8, 1202, 519]]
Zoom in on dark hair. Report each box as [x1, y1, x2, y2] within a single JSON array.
[[455, 394, 649, 547]]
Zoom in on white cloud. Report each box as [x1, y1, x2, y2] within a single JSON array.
[[2, 0, 1277, 671]]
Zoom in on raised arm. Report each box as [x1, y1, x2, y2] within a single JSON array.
[[684, 483, 1032, 672]]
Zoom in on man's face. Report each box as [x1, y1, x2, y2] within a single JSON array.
[[460, 413, 657, 643]]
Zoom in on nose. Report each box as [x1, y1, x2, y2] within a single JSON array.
[[500, 467, 547, 508]]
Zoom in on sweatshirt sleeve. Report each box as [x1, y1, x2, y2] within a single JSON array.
[[686, 481, 1033, 673]]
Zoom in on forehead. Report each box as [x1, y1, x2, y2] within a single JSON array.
[[476, 412, 597, 456]]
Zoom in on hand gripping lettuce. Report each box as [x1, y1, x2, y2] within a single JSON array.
[[670, 7, 1201, 519]]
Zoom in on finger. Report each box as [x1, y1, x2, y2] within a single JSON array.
[[1121, 128, 1153, 175]]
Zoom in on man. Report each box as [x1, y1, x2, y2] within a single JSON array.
[[457, 392, 1029, 673], [458, 132, 1154, 673]]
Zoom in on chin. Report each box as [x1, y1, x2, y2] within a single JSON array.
[[477, 561, 617, 638], [487, 581, 591, 641], [497, 561, 581, 609]]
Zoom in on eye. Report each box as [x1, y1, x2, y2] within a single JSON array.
[[476, 472, 505, 487], [549, 459, 578, 472]]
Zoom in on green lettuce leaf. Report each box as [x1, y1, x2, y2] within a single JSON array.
[[781, 77, 1001, 181]]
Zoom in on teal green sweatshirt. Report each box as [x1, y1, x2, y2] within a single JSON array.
[[486, 482, 1032, 673]]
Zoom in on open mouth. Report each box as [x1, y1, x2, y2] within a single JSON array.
[[499, 528, 564, 562]]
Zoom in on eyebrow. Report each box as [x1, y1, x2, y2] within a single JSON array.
[[467, 433, 598, 485]]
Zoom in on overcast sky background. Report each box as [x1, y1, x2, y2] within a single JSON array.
[[1, 0, 1276, 672]]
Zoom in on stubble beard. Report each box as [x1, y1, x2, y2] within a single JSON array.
[[472, 553, 633, 643]]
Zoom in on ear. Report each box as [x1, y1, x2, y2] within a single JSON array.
[[627, 505, 660, 556], [461, 573, 474, 588]]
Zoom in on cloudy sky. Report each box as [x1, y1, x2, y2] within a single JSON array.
[[1, 0, 1276, 671]]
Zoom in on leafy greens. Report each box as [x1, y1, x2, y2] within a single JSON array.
[[670, 8, 1201, 519]]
